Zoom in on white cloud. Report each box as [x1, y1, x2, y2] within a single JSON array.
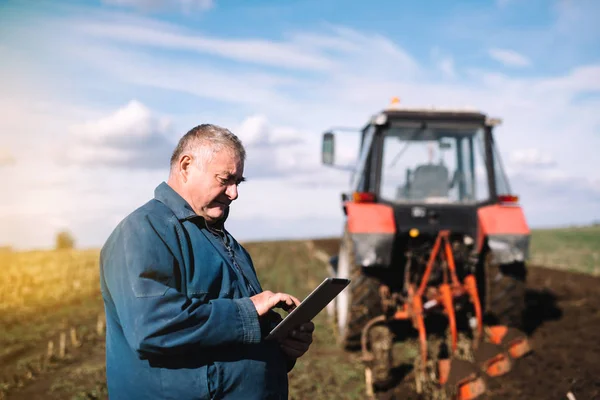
[[510, 148, 557, 168], [488, 48, 532, 68], [511, 171, 600, 228], [228, 215, 342, 243], [238, 116, 271, 147], [65, 43, 297, 109], [3, 5, 600, 248], [73, 33, 598, 192], [78, 22, 336, 71], [234, 115, 317, 179], [64, 20, 420, 125], [536, 65, 600, 92], [102, 0, 214, 13], [64, 100, 174, 169], [0, 148, 16, 166], [514, 168, 600, 199], [237, 115, 302, 148], [321, 26, 419, 77], [76, 21, 419, 76]]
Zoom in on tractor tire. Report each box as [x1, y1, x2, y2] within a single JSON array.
[[336, 228, 383, 350], [483, 253, 526, 329]]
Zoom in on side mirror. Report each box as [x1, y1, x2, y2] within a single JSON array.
[[322, 131, 335, 165]]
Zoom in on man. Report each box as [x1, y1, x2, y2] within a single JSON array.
[[100, 124, 314, 400]]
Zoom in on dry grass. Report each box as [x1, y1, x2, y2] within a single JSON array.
[[0, 249, 100, 318], [0, 249, 105, 400]]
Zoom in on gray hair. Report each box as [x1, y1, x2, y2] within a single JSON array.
[[170, 124, 246, 172]]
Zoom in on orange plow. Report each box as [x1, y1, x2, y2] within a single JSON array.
[[360, 230, 532, 399], [487, 325, 532, 359]]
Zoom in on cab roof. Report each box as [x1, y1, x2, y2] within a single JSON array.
[[378, 106, 488, 124]]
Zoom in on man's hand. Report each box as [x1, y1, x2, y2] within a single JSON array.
[[250, 291, 300, 317], [279, 321, 314, 360]]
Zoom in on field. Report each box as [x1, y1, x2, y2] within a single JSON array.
[[528, 225, 600, 275], [0, 226, 599, 399]]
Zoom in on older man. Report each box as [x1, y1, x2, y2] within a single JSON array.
[[100, 124, 314, 400]]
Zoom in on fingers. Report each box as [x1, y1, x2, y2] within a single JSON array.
[[297, 321, 315, 333], [250, 291, 300, 316], [288, 322, 314, 340], [283, 325, 313, 348], [290, 295, 301, 307], [279, 321, 314, 360], [280, 335, 312, 359], [270, 292, 297, 311], [275, 292, 301, 309], [287, 330, 312, 343], [275, 293, 300, 312]]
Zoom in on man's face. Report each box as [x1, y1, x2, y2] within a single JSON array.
[[184, 148, 245, 224]]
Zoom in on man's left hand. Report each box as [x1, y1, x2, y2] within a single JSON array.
[[279, 321, 314, 359]]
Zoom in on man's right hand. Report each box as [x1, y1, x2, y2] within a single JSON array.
[[250, 291, 300, 317]]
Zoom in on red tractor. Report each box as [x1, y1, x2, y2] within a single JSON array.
[[322, 99, 531, 399]]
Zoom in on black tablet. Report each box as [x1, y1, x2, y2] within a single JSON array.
[[265, 277, 351, 341]]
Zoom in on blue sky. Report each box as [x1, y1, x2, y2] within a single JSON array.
[[1, 0, 599, 249]]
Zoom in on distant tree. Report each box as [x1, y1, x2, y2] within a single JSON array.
[[55, 230, 76, 250]]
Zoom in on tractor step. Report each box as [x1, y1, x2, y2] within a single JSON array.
[[439, 358, 487, 400]]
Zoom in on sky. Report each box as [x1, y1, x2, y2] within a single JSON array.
[[0, 0, 599, 250]]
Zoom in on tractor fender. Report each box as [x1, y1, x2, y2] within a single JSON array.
[[477, 205, 530, 265], [345, 202, 396, 267]]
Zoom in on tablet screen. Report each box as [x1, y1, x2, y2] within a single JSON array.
[[265, 277, 350, 341]]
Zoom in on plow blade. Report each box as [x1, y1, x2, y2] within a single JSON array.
[[487, 326, 532, 359], [473, 342, 512, 377], [439, 358, 487, 400]]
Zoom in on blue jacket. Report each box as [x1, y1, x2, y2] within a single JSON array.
[[100, 182, 290, 400]]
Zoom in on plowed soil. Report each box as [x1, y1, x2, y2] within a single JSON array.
[[475, 265, 600, 400], [313, 238, 600, 400]]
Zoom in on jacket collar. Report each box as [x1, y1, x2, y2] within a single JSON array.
[[154, 182, 198, 221], [154, 182, 230, 226]]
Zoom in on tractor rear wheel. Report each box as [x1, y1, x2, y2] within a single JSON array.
[[483, 253, 526, 329], [336, 228, 383, 350]]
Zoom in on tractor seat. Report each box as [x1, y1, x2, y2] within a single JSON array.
[[407, 164, 450, 201]]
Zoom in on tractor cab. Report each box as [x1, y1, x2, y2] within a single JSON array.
[[322, 101, 511, 209], [385, 121, 483, 204]]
